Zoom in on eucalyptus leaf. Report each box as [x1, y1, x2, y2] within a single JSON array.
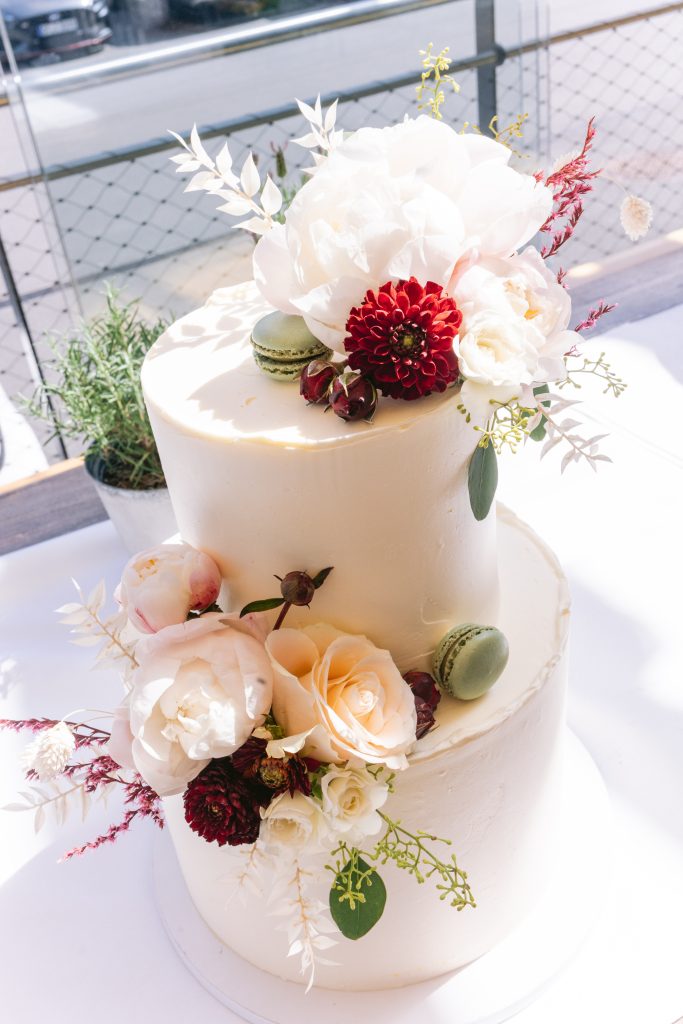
[[312, 566, 334, 590], [468, 443, 498, 522], [329, 857, 386, 940], [239, 597, 285, 617]]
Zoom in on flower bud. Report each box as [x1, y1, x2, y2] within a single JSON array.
[[280, 570, 316, 606], [329, 372, 378, 422], [300, 359, 339, 405], [403, 670, 441, 740]]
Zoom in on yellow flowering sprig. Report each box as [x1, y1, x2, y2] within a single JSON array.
[[416, 43, 460, 120], [462, 112, 529, 156]]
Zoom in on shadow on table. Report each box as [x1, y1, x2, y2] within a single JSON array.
[[568, 579, 682, 844]]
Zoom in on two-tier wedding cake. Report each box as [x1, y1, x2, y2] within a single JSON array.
[[5, 65, 622, 1005]]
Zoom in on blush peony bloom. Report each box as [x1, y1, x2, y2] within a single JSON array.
[[266, 624, 417, 770], [253, 116, 552, 351], [116, 542, 222, 634], [451, 247, 575, 423], [125, 612, 273, 796], [344, 278, 461, 400], [183, 759, 265, 846]]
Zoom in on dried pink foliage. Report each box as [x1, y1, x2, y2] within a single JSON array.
[[574, 301, 617, 333], [0, 716, 110, 751], [2, 716, 164, 858], [540, 119, 600, 259], [62, 773, 164, 860]]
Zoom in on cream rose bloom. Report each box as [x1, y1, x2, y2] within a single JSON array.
[[260, 791, 330, 855], [452, 247, 574, 422], [266, 624, 416, 770], [116, 542, 222, 634], [254, 117, 552, 350], [320, 763, 389, 843], [124, 612, 272, 796]]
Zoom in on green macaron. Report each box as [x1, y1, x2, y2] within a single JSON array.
[[433, 623, 509, 701], [251, 311, 331, 381]]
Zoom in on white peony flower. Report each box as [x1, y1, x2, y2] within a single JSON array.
[[23, 722, 75, 781], [452, 247, 574, 422], [115, 542, 222, 634], [254, 116, 552, 351], [260, 791, 330, 856], [319, 763, 389, 843], [620, 194, 652, 242], [124, 612, 273, 796]]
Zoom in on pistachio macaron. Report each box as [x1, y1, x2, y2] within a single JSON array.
[[433, 623, 509, 701], [251, 311, 331, 381]]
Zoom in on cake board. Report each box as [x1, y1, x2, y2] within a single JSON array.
[[154, 730, 610, 1024]]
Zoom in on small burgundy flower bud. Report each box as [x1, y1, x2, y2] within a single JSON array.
[[280, 570, 316, 606], [329, 372, 378, 422], [403, 670, 441, 710], [300, 359, 339, 405], [403, 670, 441, 740]]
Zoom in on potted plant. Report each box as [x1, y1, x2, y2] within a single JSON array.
[[27, 290, 177, 553]]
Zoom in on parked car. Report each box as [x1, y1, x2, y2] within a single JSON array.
[[169, 0, 268, 22], [0, 0, 111, 64]]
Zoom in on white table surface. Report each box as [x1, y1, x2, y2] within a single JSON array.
[[1, 307, 682, 1024]]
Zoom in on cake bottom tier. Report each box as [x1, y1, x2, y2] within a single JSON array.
[[163, 505, 570, 991]]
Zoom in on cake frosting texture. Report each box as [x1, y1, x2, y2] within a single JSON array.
[[163, 505, 569, 989], [143, 283, 571, 990], [142, 283, 500, 669]]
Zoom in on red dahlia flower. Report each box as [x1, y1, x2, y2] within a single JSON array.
[[344, 278, 461, 401], [183, 760, 265, 846]]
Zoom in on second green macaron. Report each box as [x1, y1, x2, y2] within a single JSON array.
[[433, 623, 509, 701]]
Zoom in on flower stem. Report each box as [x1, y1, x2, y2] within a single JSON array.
[[273, 602, 292, 630]]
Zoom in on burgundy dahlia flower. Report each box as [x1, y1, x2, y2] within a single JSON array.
[[183, 760, 264, 846], [344, 277, 461, 400]]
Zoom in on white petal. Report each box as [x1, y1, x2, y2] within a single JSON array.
[[241, 153, 261, 197], [236, 216, 270, 235], [190, 124, 212, 167], [261, 175, 283, 217]]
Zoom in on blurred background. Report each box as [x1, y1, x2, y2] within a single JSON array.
[[1, 0, 681, 477]]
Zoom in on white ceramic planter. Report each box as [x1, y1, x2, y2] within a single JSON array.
[[85, 459, 178, 555]]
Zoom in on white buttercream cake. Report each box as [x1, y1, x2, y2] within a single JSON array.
[[141, 281, 571, 991]]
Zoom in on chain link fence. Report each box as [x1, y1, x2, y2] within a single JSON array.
[[1, 2, 682, 468]]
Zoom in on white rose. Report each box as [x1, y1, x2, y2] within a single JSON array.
[[115, 542, 222, 634], [320, 763, 389, 843], [126, 612, 272, 796], [254, 117, 552, 350], [260, 791, 329, 855], [267, 624, 416, 770], [452, 248, 575, 422]]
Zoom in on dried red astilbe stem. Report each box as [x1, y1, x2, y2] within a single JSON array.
[[61, 772, 164, 860], [1, 716, 165, 859], [540, 118, 600, 259], [574, 301, 617, 334], [0, 717, 111, 751]]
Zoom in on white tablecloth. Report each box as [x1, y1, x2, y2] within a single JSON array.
[[1, 308, 682, 1024]]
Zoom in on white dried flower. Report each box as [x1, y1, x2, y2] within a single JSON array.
[[620, 194, 652, 241], [23, 722, 75, 781], [549, 149, 579, 175]]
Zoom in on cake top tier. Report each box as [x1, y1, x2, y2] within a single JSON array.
[[142, 282, 456, 449]]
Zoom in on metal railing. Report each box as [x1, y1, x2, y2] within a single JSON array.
[[1, 0, 682, 463]]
